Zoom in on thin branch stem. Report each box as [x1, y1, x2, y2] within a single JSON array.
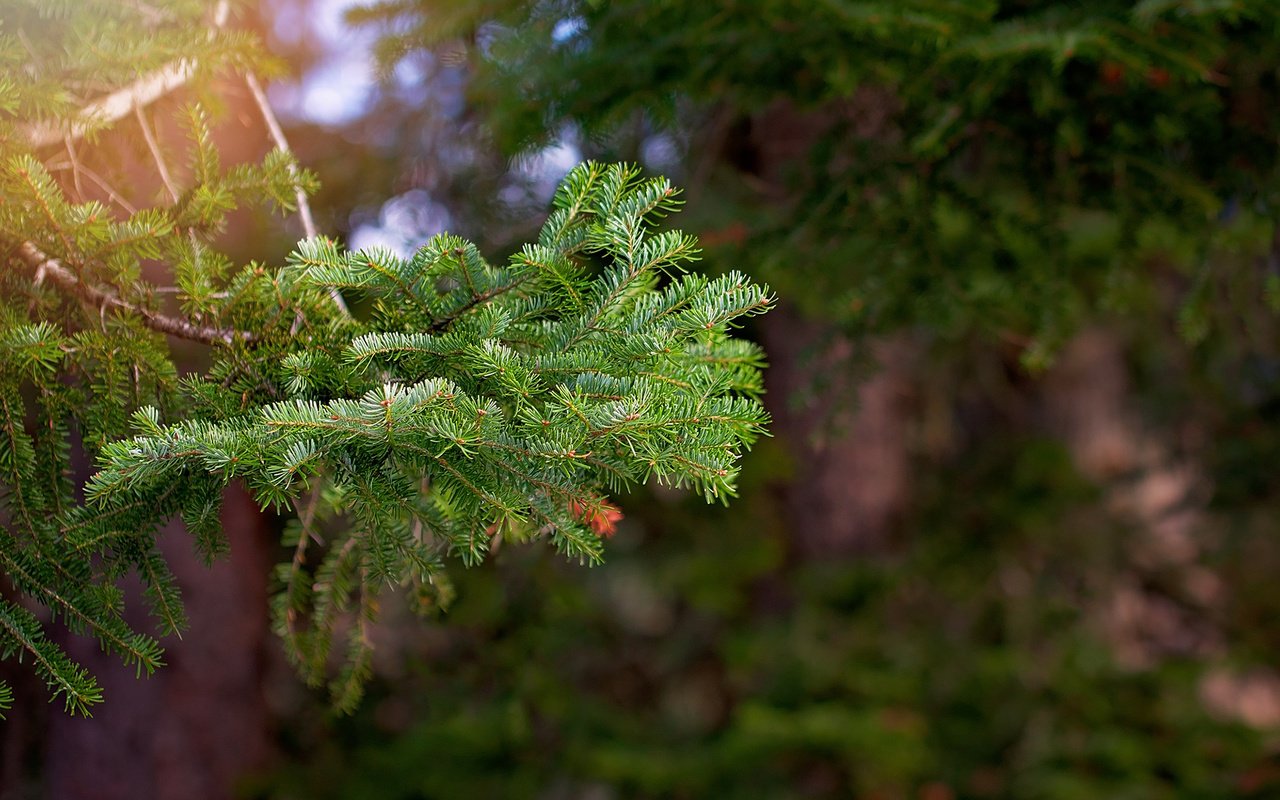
[[284, 482, 326, 640], [12, 241, 255, 346], [243, 72, 350, 315], [243, 73, 316, 240], [45, 162, 138, 215], [62, 137, 85, 202], [133, 104, 179, 203]]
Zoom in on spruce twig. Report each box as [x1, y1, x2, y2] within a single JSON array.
[[12, 241, 256, 346]]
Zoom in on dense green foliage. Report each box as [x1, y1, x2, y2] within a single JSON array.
[[0, 2, 770, 716], [93, 163, 772, 713], [358, 0, 1280, 362]]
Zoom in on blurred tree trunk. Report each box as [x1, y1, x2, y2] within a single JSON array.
[[739, 97, 914, 557], [40, 488, 274, 800], [1042, 328, 1223, 668], [761, 306, 913, 556]]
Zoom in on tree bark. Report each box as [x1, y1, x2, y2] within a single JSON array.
[[760, 305, 913, 557], [42, 488, 275, 800]]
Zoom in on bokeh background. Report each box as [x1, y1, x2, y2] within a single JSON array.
[[8, 1, 1280, 798]]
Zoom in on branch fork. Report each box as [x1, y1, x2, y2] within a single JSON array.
[[13, 241, 255, 346]]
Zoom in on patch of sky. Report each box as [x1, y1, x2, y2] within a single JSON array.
[[349, 189, 453, 257], [265, 0, 379, 126], [507, 132, 582, 206], [262, 0, 592, 249], [641, 133, 682, 173], [551, 16, 585, 46]]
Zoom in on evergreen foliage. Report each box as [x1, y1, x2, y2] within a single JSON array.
[[0, 1, 771, 715]]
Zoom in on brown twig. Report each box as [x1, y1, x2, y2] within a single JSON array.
[[13, 241, 255, 346], [43, 160, 139, 215], [243, 72, 349, 315], [243, 72, 316, 240], [62, 136, 85, 201], [133, 104, 179, 203]]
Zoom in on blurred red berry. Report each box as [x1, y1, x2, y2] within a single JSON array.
[[570, 498, 624, 537]]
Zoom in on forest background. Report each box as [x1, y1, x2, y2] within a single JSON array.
[[5, 1, 1280, 799]]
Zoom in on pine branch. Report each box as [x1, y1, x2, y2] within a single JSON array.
[[5, 155, 773, 714], [12, 241, 255, 346]]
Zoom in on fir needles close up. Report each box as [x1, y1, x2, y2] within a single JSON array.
[[92, 163, 774, 712]]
